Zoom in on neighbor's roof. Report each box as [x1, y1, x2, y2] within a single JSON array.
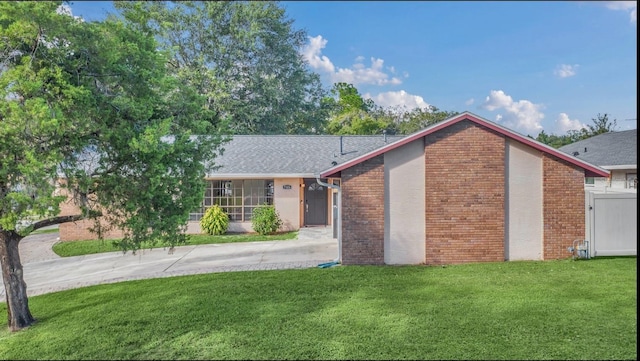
[[320, 112, 610, 178], [206, 134, 404, 178], [558, 129, 637, 170]]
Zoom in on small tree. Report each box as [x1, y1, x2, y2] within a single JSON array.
[[200, 205, 229, 235], [251, 205, 282, 235]]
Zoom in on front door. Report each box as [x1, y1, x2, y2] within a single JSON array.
[[304, 178, 327, 226]]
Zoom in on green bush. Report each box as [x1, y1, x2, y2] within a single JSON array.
[[251, 205, 282, 235], [200, 205, 229, 235]]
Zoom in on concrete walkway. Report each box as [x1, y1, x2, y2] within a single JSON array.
[[2, 226, 337, 299]]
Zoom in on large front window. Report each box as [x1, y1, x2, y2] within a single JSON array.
[[190, 179, 274, 221]]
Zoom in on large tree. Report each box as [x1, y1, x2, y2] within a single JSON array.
[[115, 0, 328, 135], [0, 2, 222, 331], [325, 82, 458, 135], [324, 82, 392, 135]]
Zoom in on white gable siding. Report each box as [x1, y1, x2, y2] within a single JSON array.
[[506, 140, 543, 260], [384, 138, 426, 264]]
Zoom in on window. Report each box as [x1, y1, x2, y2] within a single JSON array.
[[585, 177, 595, 186], [626, 173, 637, 189], [190, 179, 274, 222]]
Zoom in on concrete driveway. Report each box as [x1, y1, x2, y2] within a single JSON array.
[[1, 228, 337, 299]]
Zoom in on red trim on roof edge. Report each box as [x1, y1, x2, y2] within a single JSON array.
[[320, 112, 610, 178]]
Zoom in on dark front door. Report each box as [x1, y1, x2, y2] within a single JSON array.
[[304, 178, 327, 226]]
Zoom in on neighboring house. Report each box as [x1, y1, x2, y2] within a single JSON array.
[[59, 112, 611, 267], [320, 112, 609, 265], [558, 129, 637, 190]]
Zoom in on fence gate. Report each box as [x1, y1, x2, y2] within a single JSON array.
[[585, 190, 637, 257]]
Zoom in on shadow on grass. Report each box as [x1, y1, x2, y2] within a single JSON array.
[[1, 260, 636, 360]]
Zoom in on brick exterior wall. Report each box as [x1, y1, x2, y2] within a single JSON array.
[[424, 121, 506, 265], [57, 188, 125, 241], [542, 154, 585, 259], [341, 155, 385, 265], [59, 219, 125, 242]]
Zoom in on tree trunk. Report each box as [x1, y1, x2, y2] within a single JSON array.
[[0, 230, 35, 331]]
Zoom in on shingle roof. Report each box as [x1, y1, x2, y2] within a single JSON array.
[[558, 129, 637, 168], [207, 134, 404, 178]]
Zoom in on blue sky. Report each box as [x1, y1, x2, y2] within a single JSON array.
[[67, 1, 637, 136]]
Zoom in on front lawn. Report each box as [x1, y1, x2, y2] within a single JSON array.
[[52, 231, 299, 257], [0, 258, 636, 360]]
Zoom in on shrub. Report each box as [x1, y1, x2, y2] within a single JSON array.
[[200, 205, 229, 235], [251, 205, 282, 235]]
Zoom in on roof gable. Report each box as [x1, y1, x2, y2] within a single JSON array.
[[320, 112, 610, 178]]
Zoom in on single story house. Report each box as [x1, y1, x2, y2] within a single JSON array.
[[60, 112, 610, 267], [59, 134, 404, 240], [184, 134, 404, 234], [558, 129, 637, 190]]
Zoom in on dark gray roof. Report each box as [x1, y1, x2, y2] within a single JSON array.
[[558, 129, 637, 168], [207, 135, 404, 177]]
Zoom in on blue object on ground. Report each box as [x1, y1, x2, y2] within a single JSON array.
[[318, 261, 339, 268]]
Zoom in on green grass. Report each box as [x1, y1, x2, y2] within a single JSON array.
[[28, 228, 59, 235], [0, 258, 636, 360], [52, 231, 299, 257]]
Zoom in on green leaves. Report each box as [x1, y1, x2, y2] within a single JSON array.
[[200, 205, 230, 236], [0, 2, 224, 249], [324, 82, 459, 135], [251, 205, 283, 235], [535, 113, 618, 148], [116, 1, 327, 135]]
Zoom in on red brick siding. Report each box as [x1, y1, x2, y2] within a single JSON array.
[[424, 121, 505, 265], [542, 154, 585, 259], [59, 220, 125, 241], [58, 187, 125, 241], [341, 155, 385, 265]]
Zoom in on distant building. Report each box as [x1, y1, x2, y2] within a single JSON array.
[[559, 129, 637, 190]]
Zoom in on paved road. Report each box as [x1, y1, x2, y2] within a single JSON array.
[[1, 228, 337, 299]]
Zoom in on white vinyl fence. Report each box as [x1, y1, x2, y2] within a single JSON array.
[[584, 188, 637, 257]]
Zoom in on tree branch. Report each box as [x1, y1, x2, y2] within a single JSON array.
[[29, 214, 97, 232]]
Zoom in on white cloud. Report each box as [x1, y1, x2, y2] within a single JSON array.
[[301, 35, 403, 86], [301, 35, 335, 74], [480, 90, 545, 135], [364, 90, 430, 110], [554, 64, 579, 78], [554, 113, 587, 134], [465, 98, 475, 106], [334, 57, 403, 86], [605, 1, 637, 23]]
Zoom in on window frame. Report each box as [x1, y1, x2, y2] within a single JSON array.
[[191, 179, 274, 222]]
